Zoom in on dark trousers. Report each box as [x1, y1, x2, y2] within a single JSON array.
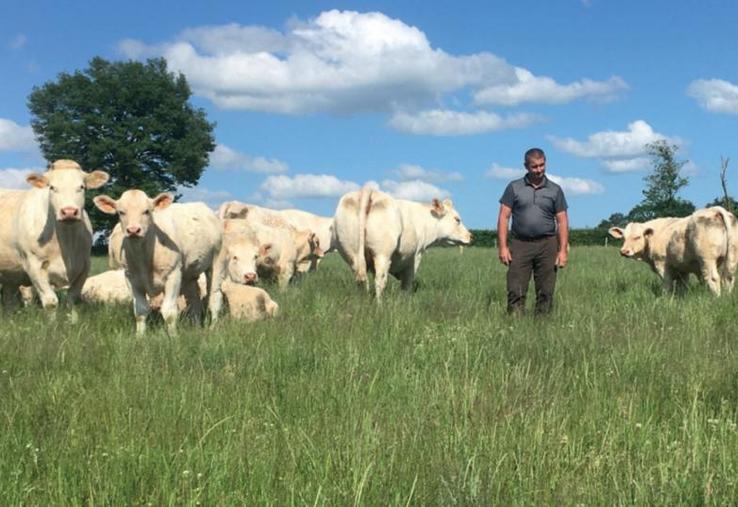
[[506, 236, 559, 315]]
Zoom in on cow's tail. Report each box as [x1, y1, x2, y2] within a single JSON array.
[[355, 185, 373, 285], [713, 206, 738, 280]]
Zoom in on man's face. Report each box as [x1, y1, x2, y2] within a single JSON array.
[[525, 156, 546, 182]]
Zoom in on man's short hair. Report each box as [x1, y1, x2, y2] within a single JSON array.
[[524, 148, 546, 166]]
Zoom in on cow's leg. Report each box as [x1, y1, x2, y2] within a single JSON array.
[[701, 262, 722, 296], [181, 278, 203, 323], [65, 263, 89, 324], [25, 259, 58, 316], [128, 280, 150, 336], [373, 255, 391, 301], [399, 267, 415, 291], [208, 259, 226, 325], [2, 284, 23, 309], [662, 268, 675, 294], [277, 264, 294, 289], [160, 271, 182, 336]]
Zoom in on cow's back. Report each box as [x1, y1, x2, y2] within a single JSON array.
[[0, 190, 29, 282], [168, 203, 222, 280], [281, 209, 335, 252]]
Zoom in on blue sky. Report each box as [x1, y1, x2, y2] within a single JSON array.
[[1, 0, 737, 228]]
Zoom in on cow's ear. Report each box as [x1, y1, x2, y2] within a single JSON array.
[[608, 227, 624, 239], [26, 173, 49, 189], [259, 243, 272, 257], [84, 170, 110, 189], [152, 192, 173, 210], [431, 198, 446, 218], [93, 195, 118, 215], [643, 227, 654, 238]]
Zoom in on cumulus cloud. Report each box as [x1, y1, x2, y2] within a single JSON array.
[[381, 179, 449, 201], [484, 163, 603, 195], [0, 168, 36, 188], [391, 163, 463, 183], [260, 174, 360, 200], [0, 119, 37, 152], [484, 163, 525, 180], [177, 186, 234, 209], [210, 144, 288, 173], [687, 79, 738, 115], [475, 68, 627, 106], [548, 120, 679, 158], [118, 10, 624, 117], [601, 157, 650, 173], [547, 174, 604, 196], [388, 109, 541, 135]]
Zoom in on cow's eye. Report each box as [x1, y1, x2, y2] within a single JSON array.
[[454, 217, 461, 224], [143, 209, 150, 215], [49, 185, 57, 192], [232, 255, 238, 261], [633, 235, 641, 240], [78, 185, 84, 191], [118, 210, 126, 216]]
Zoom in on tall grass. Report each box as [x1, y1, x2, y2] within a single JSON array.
[[2, 247, 738, 504]]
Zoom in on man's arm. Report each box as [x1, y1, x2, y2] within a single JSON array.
[[556, 210, 569, 268], [497, 204, 512, 265]]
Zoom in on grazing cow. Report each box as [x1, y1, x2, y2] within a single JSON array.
[[218, 203, 323, 287], [0, 160, 109, 316], [94, 190, 224, 335], [217, 201, 324, 274], [278, 209, 336, 271], [608, 206, 738, 295], [333, 186, 473, 299]]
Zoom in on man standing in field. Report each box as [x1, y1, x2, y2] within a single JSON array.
[[497, 148, 569, 315]]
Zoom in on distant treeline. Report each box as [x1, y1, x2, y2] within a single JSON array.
[[469, 228, 615, 247]]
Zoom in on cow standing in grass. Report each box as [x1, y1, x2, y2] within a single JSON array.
[[94, 190, 224, 335], [609, 206, 738, 295], [333, 186, 472, 300], [0, 160, 109, 316]]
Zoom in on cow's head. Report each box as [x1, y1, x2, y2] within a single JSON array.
[[430, 198, 473, 246], [608, 223, 654, 259], [222, 220, 262, 285], [293, 230, 324, 272], [26, 159, 109, 223], [93, 189, 173, 239], [218, 201, 249, 220]]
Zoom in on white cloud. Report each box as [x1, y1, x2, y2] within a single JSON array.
[[485, 163, 525, 179], [260, 173, 360, 200], [681, 160, 699, 177], [548, 120, 680, 158], [9, 34, 27, 50], [388, 109, 541, 135], [391, 163, 463, 183], [0, 119, 36, 152], [687, 79, 738, 115], [0, 168, 36, 189], [381, 179, 449, 201], [547, 173, 604, 196], [210, 143, 288, 173], [177, 186, 234, 209], [120, 10, 518, 114], [601, 157, 650, 173], [474, 68, 627, 106]]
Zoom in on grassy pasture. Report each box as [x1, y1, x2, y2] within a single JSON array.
[[2, 246, 738, 505]]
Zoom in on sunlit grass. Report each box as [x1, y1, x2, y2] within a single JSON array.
[[1, 247, 738, 504]]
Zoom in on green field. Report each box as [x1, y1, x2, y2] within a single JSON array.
[[2, 246, 738, 505]]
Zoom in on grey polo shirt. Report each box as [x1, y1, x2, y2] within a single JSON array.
[[499, 175, 568, 239]]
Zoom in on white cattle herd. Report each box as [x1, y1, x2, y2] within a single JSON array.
[[0, 159, 474, 334], [0, 159, 734, 334]]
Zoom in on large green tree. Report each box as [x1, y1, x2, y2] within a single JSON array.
[[627, 140, 695, 222], [28, 57, 215, 234]]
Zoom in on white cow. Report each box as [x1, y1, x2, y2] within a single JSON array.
[[82, 269, 130, 304], [278, 209, 335, 271], [221, 280, 279, 321], [218, 203, 323, 287], [0, 159, 109, 315], [609, 206, 738, 295], [94, 190, 224, 335], [333, 186, 473, 299]]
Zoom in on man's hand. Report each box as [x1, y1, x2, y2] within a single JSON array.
[[499, 246, 512, 266], [556, 248, 568, 268]]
